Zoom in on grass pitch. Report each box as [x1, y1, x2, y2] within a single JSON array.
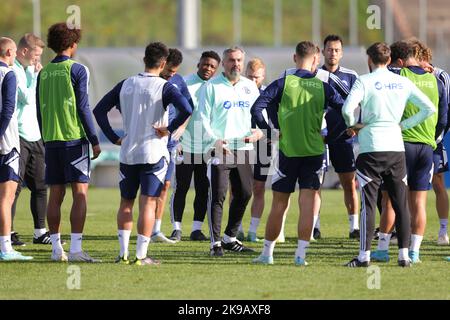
[[1, 188, 449, 300]]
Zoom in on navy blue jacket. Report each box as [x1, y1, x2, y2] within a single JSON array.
[[0, 61, 16, 138]]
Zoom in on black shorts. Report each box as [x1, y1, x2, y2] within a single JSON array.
[[272, 149, 324, 193]]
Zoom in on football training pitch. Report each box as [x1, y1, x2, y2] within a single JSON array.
[[1, 188, 449, 300]]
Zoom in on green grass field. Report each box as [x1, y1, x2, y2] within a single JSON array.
[[1, 188, 449, 300]]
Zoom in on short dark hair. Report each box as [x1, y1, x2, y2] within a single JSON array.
[[144, 42, 169, 69], [18, 33, 45, 50], [200, 50, 221, 64], [323, 34, 343, 48], [366, 42, 391, 65], [390, 41, 414, 62], [167, 48, 183, 66], [295, 41, 317, 58], [47, 22, 81, 54]]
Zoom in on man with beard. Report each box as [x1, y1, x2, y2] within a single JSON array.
[[197, 46, 261, 256]]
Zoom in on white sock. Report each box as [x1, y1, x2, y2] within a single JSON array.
[[349, 214, 359, 232], [377, 232, 391, 251], [262, 239, 276, 257], [238, 223, 244, 232], [358, 250, 370, 262], [439, 219, 448, 236], [222, 234, 237, 244], [173, 221, 182, 231], [410, 234, 423, 252], [136, 234, 150, 259], [34, 228, 47, 238], [315, 215, 320, 229], [0, 235, 13, 253], [70, 233, 83, 254], [118, 229, 131, 257], [295, 240, 309, 260], [192, 220, 203, 232], [50, 233, 64, 254], [398, 248, 409, 261], [153, 219, 162, 234], [248, 217, 260, 234]]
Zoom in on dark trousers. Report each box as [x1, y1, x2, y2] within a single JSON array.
[[356, 152, 410, 252], [207, 150, 253, 244], [11, 138, 47, 230], [171, 152, 209, 224]]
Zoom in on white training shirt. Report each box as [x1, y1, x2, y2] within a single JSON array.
[[119, 73, 169, 165]]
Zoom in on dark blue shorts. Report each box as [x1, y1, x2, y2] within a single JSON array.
[[119, 157, 168, 199], [0, 148, 20, 183], [328, 142, 356, 173], [253, 139, 273, 182], [165, 149, 177, 182], [433, 142, 448, 174], [271, 149, 324, 193], [45, 144, 90, 185], [404, 142, 433, 191]]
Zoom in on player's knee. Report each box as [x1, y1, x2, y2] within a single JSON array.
[[432, 175, 445, 190], [252, 182, 265, 197], [72, 192, 87, 203]]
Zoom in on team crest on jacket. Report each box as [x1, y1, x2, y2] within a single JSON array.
[[243, 86, 251, 94]]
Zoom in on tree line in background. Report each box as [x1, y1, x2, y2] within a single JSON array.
[[3, 0, 382, 48]]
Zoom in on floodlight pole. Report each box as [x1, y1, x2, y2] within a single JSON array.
[[178, 0, 200, 49], [419, 0, 427, 44], [312, 0, 321, 45], [274, 0, 282, 47], [349, 0, 358, 46], [385, 0, 394, 44], [32, 0, 41, 38], [233, 0, 242, 45]]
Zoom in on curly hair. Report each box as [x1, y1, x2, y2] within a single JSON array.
[[47, 22, 81, 54], [406, 37, 432, 62]]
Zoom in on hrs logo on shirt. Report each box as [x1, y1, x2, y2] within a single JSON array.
[[374, 81, 403, 90], [223, 101, 250, 109]]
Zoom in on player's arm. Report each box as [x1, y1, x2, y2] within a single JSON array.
[[401, 79, 436, 130], [93, 80, 124, 145], [72, 63, 101, 159], [342, 78, 364, 128], [72, 64, 100, 147], [162, 82, 192, 134], [250, 78, 283, 132], [35, 72, 43, 136], [438, 70, 450, 133], [196, 82, 219, 143], [434, 78, 448, 140], [324, 82, 345, 112], [0, 72, 17, 138], [171, 78, 194, 140]]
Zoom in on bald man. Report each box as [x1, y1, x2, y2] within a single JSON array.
[[0, 37, 32, 261]]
